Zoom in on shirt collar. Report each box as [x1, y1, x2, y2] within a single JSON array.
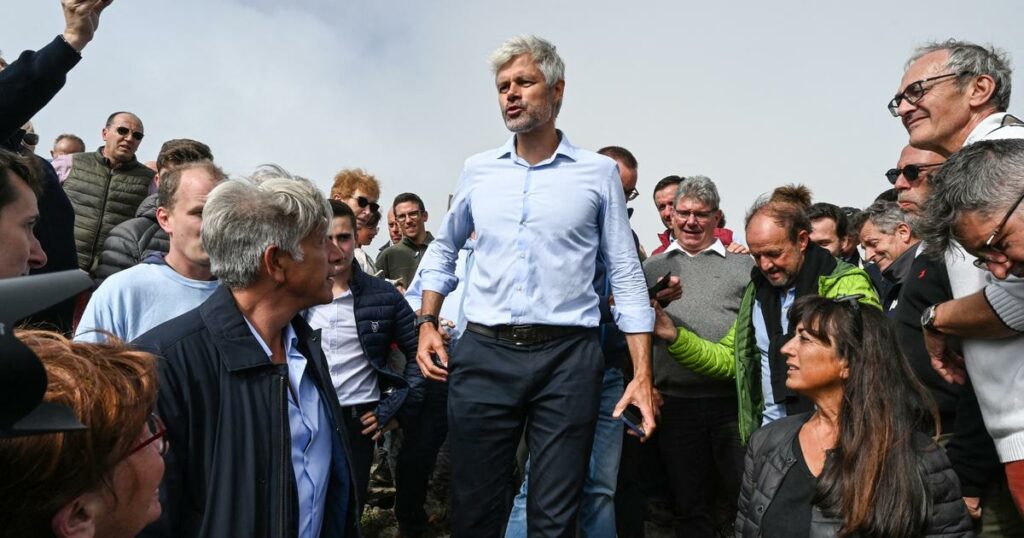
[[964, 112, 1012, 147], [497, 129, 577, 165], [243, 317, 299, 359], [664, 238, 726, 258]]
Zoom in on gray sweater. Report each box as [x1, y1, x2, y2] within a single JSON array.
[[643, 246, 752, 398]]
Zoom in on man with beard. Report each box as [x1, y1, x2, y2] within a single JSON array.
[[651, 185, 879, 444], [414, 35, 655, 537]]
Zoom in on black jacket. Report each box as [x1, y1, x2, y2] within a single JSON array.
[[135, 286, 361, 538], [736, 413, 972, 538], [315, 261, 424, 425], [0, 36, 80, 140], [94, 193, 169, 284]]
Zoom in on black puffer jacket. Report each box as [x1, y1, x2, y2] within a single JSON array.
[[321, 261, 424, 425], [94, 193, 169, 285], [736, 413, 972, 538]]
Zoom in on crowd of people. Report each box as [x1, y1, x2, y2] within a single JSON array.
[[3, 1, 1024, 538]]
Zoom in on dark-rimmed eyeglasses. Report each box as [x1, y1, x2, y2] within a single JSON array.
[[888, 72, 965, 117], [972, 189, 1024, 269], [128, 414, 167, 457], [114, 126, 145, 142], [351, 196, 380, 213], [624, 188, 639, 201], [396, 209, 423, 222], [884, 162, 944, 184]]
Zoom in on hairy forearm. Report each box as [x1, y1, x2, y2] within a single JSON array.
[[935, 293, 1018, 339], [624, 332, 652, 380], [420, 290, 444, 319]]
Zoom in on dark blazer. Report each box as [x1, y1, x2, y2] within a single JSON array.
[[135, 285, 361, 538], [735, 412, 972, 538]]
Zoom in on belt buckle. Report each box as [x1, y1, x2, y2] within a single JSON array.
[[510, 324, 535, 345]]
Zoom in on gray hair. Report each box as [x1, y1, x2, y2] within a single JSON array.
[[861, 200, 913, 237], [907, 40, 1013, 112], [489, 35, 565, 88], [918, 139, 1024, 258], [201, 167, 331, 289], [674, 175, 720, 210]]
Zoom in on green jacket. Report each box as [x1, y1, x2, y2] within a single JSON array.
[[63, 149, 154, 275], [665, 260, 880, 444]]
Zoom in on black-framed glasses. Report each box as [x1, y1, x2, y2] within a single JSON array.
[[888, 72, 965, 117], [22, 132, 39, 146], [114, 126, 145, 141], [128, 414, 167, 457], [624, 188, 639, 201], [884, 162, 944, 184], [396, 209, 422, 222], [351, 196, 380, 213], [972, 188, 1024, 269]]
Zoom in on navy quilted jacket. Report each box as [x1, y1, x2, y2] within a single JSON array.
[[347, 262, 425, 425]]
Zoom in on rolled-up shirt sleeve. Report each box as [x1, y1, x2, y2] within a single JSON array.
[[598, 164, 654, 333], [418, 168, 473, 298], [983, 275, 1024, 332]]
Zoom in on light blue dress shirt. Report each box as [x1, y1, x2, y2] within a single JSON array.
[[417, 131, 653, 332], [752, 287, 796, 424], [406, 240, 474, 344], [245, 320, 332, 538]]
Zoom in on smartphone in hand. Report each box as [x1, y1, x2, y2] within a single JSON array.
[[621, 405, 646, 437], [431, 353, 448, 371]]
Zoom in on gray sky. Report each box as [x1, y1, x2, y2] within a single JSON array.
[[9, 0, 1024, 251]]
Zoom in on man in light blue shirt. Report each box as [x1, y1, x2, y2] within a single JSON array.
[[413, 35, 655, 538]]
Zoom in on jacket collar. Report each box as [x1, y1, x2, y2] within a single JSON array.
[[199, 285, 316, 372], [882, 240, 920, 284], [400, 231, 434, 250]]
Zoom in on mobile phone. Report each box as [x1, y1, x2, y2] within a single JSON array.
[[647, 272, 672, 299], [621, 405, 646, 437], [431, 353, 448, 371]]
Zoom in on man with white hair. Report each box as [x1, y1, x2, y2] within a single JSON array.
[[415, 35, 655, 537], [135, 171, 359, 538]]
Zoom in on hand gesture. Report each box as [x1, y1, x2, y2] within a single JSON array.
[[61, 0, 113, 51], [925, 329, 967, 385], [416, 323, 449, 382]]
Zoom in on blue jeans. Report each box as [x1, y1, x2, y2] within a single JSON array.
[[505, 367, 625, 538]]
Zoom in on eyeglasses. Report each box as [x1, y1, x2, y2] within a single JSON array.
[[396, 210, 423, 222], [128, 414, 168, 457], [114, 126, 145, 142], [884, 162, 944, 184], [674, 209, 716, 222], [888, 72, 964, 117], [972, 189, 1024, 269], [624, 188, 639, 201], [350, 196, 380, 213]]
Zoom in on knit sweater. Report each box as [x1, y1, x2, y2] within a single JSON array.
[[643, 246, 752, 398]]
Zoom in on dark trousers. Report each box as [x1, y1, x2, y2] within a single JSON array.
[[339, 402, 377, 514], [448, 328, 604, 538], [657, 395, 744, 538], [395, 379, 450, 535]]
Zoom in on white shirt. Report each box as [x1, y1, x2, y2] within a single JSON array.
[[664, 239, 727, 258], [305, 289, 381, 406], [963, 111, 1024, 147]]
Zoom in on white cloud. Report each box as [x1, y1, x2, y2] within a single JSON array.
[[8, 0, 1024, 251]]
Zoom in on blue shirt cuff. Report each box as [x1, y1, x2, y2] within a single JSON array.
[[613, 304, 655, 333]]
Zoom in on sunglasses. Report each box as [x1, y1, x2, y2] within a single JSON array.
[[887, 72, 965, 117], [884, 162, 944, 185], [114, 125, 145, 141], [351, 196, 380, 213], [22, 132, 39, 146]]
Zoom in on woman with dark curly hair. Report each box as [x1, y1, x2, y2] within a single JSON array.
[[0, 330, 163, 538], [735, 295, 972, 537]]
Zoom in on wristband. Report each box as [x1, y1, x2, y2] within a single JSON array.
[[415, 314, 439, 330]]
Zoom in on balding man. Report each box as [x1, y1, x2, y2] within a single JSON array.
[[54, 111, 155, 275]]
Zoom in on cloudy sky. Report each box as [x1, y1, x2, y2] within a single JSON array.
[[8, 0, 1024, 251]]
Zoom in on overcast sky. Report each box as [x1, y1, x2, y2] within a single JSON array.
[[8, 0, 1024, 251]]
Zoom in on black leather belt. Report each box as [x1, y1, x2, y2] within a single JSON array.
[[466, 322, 588, 346], [339, 401, 377, 419]]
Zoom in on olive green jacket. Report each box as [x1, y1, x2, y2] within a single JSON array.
[[665, 260, 880, 444]]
